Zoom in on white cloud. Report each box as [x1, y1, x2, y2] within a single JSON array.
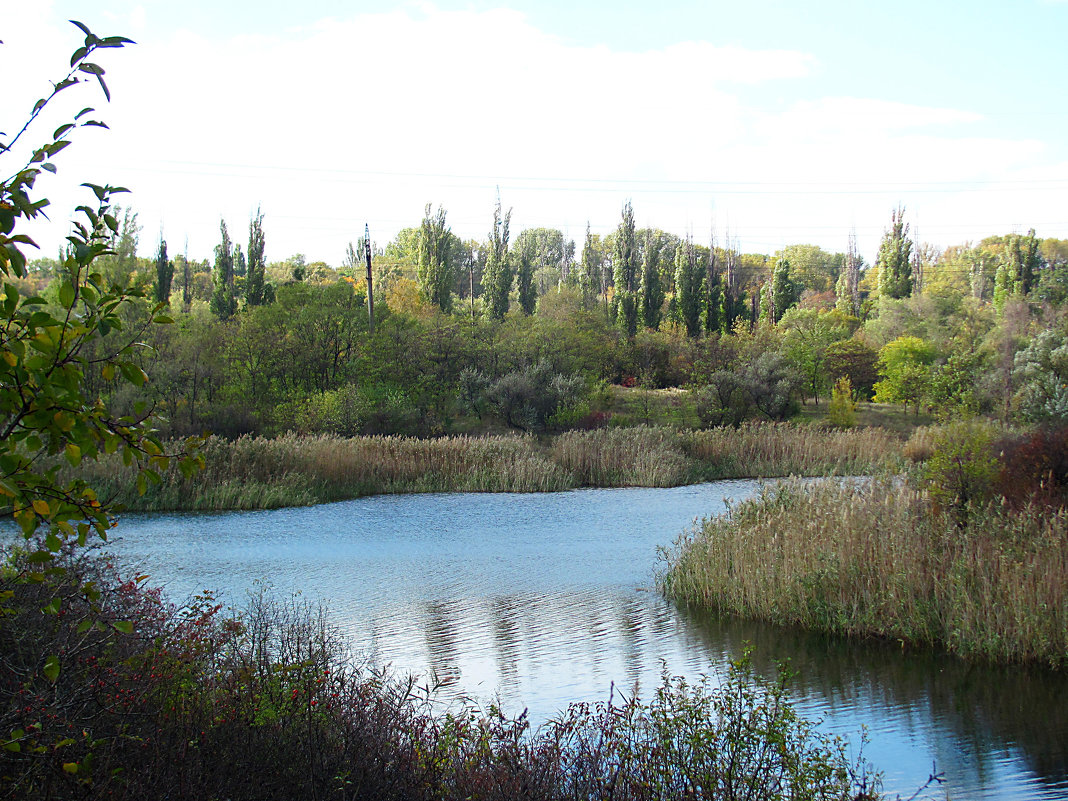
[[9, 4, 1067, 265]]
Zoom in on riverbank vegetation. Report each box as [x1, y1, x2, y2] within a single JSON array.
[[660, 422, 1068, 667], [67, 423, 905, 511], [1, 545, 881, 800]]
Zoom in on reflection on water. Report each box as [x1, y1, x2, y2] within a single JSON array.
[[107, 482, 1068, 801]]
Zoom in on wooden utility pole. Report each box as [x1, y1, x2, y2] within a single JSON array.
[[364, 223, 374, 335]]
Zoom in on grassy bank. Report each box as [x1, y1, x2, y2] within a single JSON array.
[[73, 423, 906, 512], [659, 479, 1068, 667]]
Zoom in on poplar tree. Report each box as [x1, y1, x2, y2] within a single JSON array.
[[704, 241, 721, 334], [153, 235, 173, 305], [578, 222, 600, 309], [484, 194, 512, 320], [210, 219, 237, 319], [675, 236, 704, 337], [246, 207, 268, 306], [640, 229, 664, 330], [516, 246, 536, 315], [613, 201, 639, 337], [835, 230, 861, 316], [771, 256, 797, 323], [876, 207, 913, 299], [418, 203, 453, 313]]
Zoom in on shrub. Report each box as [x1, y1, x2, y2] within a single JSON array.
[[922, 420, 1000, 524], [827, 377, 857, 428], [0, 546, 880, 800]]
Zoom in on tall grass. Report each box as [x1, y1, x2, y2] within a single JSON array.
[[660, 479, 1068, 667], [684, 422, 905, 479], [70, 424, 906, 512], [551, 427, 694, 487]]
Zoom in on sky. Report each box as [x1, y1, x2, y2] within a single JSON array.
[[3, 0, 1068, 267]]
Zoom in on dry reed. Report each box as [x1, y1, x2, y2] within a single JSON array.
[[70, 424, 907, 512], [660, 478, 1068, 666]]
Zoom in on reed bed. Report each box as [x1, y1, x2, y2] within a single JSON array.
[[71, 424, 908, 512], [683, 421, 905, 479], [551, 427, 693, 487], [660, 479, 1068, 667]]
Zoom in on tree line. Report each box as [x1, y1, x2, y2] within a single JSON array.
[[17, 192, 1068, 441]]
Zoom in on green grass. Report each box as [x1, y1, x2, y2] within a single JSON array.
[[793, 400, 936, 437]]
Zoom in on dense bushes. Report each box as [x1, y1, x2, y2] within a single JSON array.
[[1, 547, 880, 800]]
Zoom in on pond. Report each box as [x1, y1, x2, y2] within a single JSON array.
[[107, 480, 1068, 800]]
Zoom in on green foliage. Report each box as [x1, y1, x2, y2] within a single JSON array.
[[515, 242, 536, 315], [613, 200, 639, 337], [674, 236, 704, 337], [245, 206, 269, 306], [577, 223, 602, 309], [873, 335, 936, 412], [153, 235, 172, 304], [927, 349, 984, 416], [483, 195, 512, 320], [639, 229, 664, 330], [770, 255, 798, 322], [693, 353, 802, 427], [876, 207, 913, 299], [779, 308, 853, 404], [1012, 328, 1068, 421], [417, 203, 454, 313], [703, 250, 722, 334], [210, 219, 237, 318], [827, 377, 857, 427], [0, 21, 201, 552], [484, 361, 587, 432], [922, 419, 999, 524]]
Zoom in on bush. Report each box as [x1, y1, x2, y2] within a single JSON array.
[[827, 377, 857, 428], [993, 425, 1068, 510], [921, 420, 1000, 524], [1, 546, 880, 800]]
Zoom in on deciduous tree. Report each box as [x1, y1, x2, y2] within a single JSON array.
[[613, 201, 639, 337], [484, 194, 512, 320]]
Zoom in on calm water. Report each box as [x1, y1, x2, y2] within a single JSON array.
[[106, 481, 1068, 800]]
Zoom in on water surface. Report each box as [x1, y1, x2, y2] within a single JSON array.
[[109, 482, 1068, 800]]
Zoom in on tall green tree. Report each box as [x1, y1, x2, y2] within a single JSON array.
[[232, 243, 246, 278], [246, 207, 269, 306], [640, 229, 664, 330], [876, 207, 913, 299], [578, 223, 602, 310], [703, 242, 721, 334], [484, 194, 512, 320], [613, 201, 639, 337], [210, 219, 237, 319], [835, 231, 862, 316], [153, 235, 173, 304], [675, 236, 704, 337], [771, 256, 798, 323], [417, 203, 454, 313], [516, 245, 537, 315]]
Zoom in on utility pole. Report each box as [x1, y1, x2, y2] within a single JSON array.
[[364, 223, 374, 335]]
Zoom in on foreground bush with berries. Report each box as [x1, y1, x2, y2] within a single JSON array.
[[1, 545, 880, 800]]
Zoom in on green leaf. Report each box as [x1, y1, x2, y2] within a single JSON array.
[[112, 620, 134, 634], [43, 655, 60, 683], [69, 20, 93, 38], [58, 279, 76, 309]]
